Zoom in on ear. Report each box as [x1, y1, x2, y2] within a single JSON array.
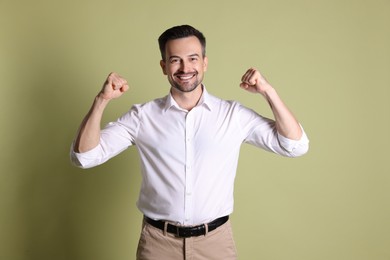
[[160, 60, 167, 75], [203, 56, 208, 72]]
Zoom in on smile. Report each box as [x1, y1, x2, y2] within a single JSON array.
[[175, 73, 196, 81]]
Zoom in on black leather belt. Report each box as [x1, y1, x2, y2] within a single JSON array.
[[144, 215, 229, 238]]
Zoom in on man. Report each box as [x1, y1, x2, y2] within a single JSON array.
[[71, 25, 309, 259]]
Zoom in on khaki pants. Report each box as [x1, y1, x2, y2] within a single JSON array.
[[136, 219, 238, 260]]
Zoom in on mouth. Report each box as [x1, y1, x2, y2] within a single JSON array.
[[175, 73, 197, 81]]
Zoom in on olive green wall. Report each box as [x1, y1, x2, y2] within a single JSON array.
[[1, 0, 389, 259]]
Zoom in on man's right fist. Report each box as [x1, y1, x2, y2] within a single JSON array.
[[99, 72, 129, 100]]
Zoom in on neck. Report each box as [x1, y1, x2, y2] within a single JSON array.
[[171, 84, 203, 111]]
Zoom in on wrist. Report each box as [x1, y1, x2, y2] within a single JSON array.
[[260, 85, 276, 99], [96, 91, 112, 102], [94, 93, 110, 110]]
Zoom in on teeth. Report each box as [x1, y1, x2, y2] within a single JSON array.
[[177, 74, 195, 80]]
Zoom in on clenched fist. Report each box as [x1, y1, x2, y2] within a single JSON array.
[[99, 72, 129, 100], [240, 68, 273, 95]]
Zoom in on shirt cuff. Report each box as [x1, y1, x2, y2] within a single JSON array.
[[277, 126, 309, 153], [70, 142, 102, 168]]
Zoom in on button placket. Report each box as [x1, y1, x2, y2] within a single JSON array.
[[184, 112, 194, 225]]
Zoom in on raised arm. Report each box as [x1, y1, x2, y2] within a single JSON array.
[[73, 72, 129, 153], [240, 68, 302, 140]]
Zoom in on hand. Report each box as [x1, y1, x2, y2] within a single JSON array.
[[239, 68, 273, 95], [99, 72, 129, 100]]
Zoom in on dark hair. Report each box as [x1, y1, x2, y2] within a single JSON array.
[[158, 25, 206, 60]]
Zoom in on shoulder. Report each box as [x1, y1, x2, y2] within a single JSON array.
[[206, 91, 266, 125], [206, 92, 246, 111], [126, 95, 168, 113], [118, 95, 168, 122]]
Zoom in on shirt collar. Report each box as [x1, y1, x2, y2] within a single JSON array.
[[163, 85, 213, 112]]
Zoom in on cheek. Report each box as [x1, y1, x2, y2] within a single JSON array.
[[166, 65, 178, 74]]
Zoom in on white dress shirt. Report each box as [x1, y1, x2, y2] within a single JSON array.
[[71, 87, 309, 225]]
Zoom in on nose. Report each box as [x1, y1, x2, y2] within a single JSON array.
[[179, 60, 190, 72]]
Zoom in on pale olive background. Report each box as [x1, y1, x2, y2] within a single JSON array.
[[1, 0, 389, 259]]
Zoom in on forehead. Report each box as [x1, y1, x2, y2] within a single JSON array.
[[165, 36, 203, 57]]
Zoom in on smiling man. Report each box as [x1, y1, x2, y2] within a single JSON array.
[[160, 33, 208, 110], [71, 25, 309, 260]]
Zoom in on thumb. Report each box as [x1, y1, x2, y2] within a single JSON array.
[[120, 84, 130, 93], [240, 82, 249, 89]]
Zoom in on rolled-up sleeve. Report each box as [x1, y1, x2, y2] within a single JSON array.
[[239, 103, 309, 157], [276, 125, 309, 157], [70, 105, 140, 169], [70, 143, 109, 169]]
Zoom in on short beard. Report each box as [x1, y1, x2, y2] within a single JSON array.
[[170, 73, 203, 93], [171, 80, 200, 93]]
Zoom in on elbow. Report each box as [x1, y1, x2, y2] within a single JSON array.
[[286, 142, 309, 158], [297, 143, 309, 157], [69, 142, 102, 170], [70, 152, 96, 170]]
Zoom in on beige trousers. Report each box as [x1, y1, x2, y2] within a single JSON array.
[[136, 219, 238, 260]]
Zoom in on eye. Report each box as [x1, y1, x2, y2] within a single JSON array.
[[170, 58, 180, 64]]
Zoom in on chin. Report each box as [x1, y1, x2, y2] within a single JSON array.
[[172, 82, 201, 93]]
